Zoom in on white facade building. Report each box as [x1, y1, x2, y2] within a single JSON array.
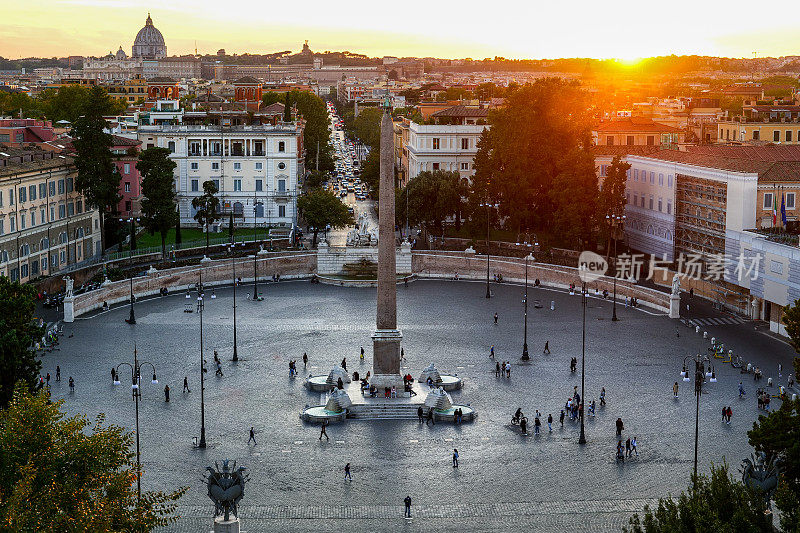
[[137, 123, 303, 231], [405, 121, 486, 181], [624, 156, 679, 261]]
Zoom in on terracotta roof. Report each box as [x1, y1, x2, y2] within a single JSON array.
[[748, 105, 800, 113], [633, 148, 800, 182], [261, 102, 285, 114], [430, 105, 489, 118], [592, 145, 662, 157], [686, 144, 800, 162], [595, 117, 682, 134], [111, 135, 141, 147], [234, 76, 261, 85], [148, 76, 177, 83]]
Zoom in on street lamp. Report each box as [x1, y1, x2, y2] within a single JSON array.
[[125, 273, 136, 325], [680, 353, 716, 486], [521, 249, 536, 360], [579, 281, 588, 445], [197, 269, 207, 449], [606, 214, 626, 322], [479, 201, 499, 298], [113, 345, 158, 501], [231, 245, 239, 362], [252, 253, 261, 301], [119, 217, 140, 252]]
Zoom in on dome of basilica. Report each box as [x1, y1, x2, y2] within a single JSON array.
[[132, 14, 166, 59]]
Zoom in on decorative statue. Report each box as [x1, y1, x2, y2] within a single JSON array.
[[203, 459, 250, 521], [671, 274, 681, 297], [740, 452, 780, 509], [63, 276, 74, 298]]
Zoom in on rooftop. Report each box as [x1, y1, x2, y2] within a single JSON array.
[[595, 117, 682, 134], [430, 105, 489, 118], [634, 147, 800, 181], [0, 144, 72, 177]]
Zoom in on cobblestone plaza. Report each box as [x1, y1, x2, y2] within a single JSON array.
[[43, 279, 796, 532]]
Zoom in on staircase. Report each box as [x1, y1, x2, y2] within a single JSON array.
[[348, 403, 422, 420]]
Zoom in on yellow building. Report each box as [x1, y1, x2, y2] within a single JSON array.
[[105, 77, 148, 105]]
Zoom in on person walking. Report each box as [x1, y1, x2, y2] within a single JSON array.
[[360, 347, 365, 362], [739, 381, 746, 399], [726, 406, 732, 425], [495, 361, 501, 377], [417, 405, 424, 423], [452, 449, 459, 468], [547, 413, 553, 432], [673, 381, 679, 398], [68, 376, 74, 393], [721, 405, 727, 423], [600, 387, 606, 406], [341, 357, 347, 371], [56, 365, 60, 382], [303, 352, 308, 366], [490, 345, 495, 359], [46, 372, 51, 386], [248, 426, 257, 445], [183, 376, 191, 393], [625, 437, 631, 458], [616, 417, 624, 437], [631, 436, 639, 456], [543, 341, 550, 355], [559, 409, 565, 427], [111, 367, 116, 383], [320, 420, 330, 441], [505, 362, 511, 378], [534, 414, 541, 435], [426, 409, 434, 426], [404, 495, 412, 518], [344, 462, 352, 481], [494, 313, 498, 324], [164, 384, 170, 402]]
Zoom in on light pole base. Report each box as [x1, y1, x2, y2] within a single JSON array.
[[612, 309, 618, 322], [521, 344, 529, 360]]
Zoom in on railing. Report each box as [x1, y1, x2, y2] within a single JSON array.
[[749, 228, 799, 246]]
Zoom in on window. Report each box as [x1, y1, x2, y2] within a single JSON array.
[[191, 179, 199, 192], [60, 250, 66, 264], [0, 191, 3, 207], [9, 217, 15, 231], [233, 162, 241, 171], [787, 192, 796, 209], [124, 182, 131, 192], [50, 206, 55, 221], [212, 179, 220, 190], [233, 179, 242, 192], [634, 169, 639, 182], [774, 130, 781, 142], [30, 211, 35, 226], [21, 263, 28, 279], [190, 162, 198, 170], [212, 162, 219, 170], [278, 141, 285, 152], [650, 172, 655, 184], [278, 205, 286, 217], [189, 142, 201, 156], [253, 141, 263, 155], [58, 180, 65, 194], [764, 192, 773, 209], [59, 205, 66, 219], [432, 138, 440, 150], [633, 193, 638, 206], [255, 179, 263, 192], [254, 202, 264, 218], [124, 163, 130, 174], [626, 136, 634, 146], [788, 131, 794, 142], [29, 185, 36, 201], [19, 187, 26, 203], [753, 130, 760, 141], [41, 237, 49, 249], [168, 141, 176, 153], [41, 258, 47, 272], [461, 138, 469, 150], [278, 162, 286, 170], [125, 200, 131, 212], [20, 213, 25, 229], [658, 198, 662, 212], [255, 162, 263, 170], [640, 196, 645, 208], [432, 163, 440, 170], [49, 182, 55, 197], [647, 136, 655, 146], [66, 178, 73, 193], [600, 165, 608, 177], [658, 174, 664, 186], [67, 202, 74, 216], [668, 175, 673, 188], [0, 220, 4, 235], [39, 183, 46, 198], [211, 142, 221, 155], [278, 179, 286, 193], [41, 208, 45, 222], [31, 260, 38, 276], [606, 136, 614, 146], [8, 188, 13, 205], [460, 162, 469, 170], [51, 255, 57, 267]]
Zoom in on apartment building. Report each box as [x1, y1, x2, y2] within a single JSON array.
[[717, 105, 800, 144], [594, 117, 684, 147], [137, 114, 304, 230], [0, 146, 100, 282]]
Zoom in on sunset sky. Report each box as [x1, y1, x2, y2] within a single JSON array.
[[4, 0, 800, 60]]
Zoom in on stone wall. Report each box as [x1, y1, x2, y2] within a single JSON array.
[[412, 251, 671, 313], [72, 252, 316, 317], [317, 242, 412, 275]]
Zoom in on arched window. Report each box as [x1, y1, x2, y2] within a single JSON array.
[[40, 237, 49, 250], [665, 230, 672, 241], [233, 201, 243, 215], [647, 224, 654, 235]]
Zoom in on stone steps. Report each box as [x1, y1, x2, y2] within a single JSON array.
[[348, 404, 423, 420]]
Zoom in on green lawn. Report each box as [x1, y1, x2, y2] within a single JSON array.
[[135, 227, 275, 249]]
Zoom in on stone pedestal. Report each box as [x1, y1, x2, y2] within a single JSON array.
[[63, 296, 75, 323], [212, 516, 240, 533], [669, 295, 680, 319], [371, 329, 404, 390]]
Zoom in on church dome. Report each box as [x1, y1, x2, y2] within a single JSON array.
[[132, 13, 166, 59], [115, 46, 127, 60]]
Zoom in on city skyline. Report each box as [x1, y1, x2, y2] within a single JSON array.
[[5, 0, 800, 61]]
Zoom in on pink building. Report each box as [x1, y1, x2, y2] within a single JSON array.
[[0, 118, 56, 146], [111, 135, 143, 216]]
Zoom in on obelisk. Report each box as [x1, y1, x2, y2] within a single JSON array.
[[371, 98, 404, 391]]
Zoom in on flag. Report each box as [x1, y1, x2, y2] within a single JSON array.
[[782, 193, 788, 226], [773, 193, 778, 226]]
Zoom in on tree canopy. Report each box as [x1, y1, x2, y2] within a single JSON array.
[[264, 90, 333, 172], [0, 386, 186, 530], [0, 278, 42, 409], [0, 85, 125, 123], [297, 189, 353, 246], [137, 147, 178, 258], [192, 180, 220, 252], [397, 170, 464, 237]]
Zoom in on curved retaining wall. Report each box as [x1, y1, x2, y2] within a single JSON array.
[[72, 252, 316, 317], [412, 251, 670, 313]]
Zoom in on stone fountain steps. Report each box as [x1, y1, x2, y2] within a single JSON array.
[[348, 403, 422, 420]]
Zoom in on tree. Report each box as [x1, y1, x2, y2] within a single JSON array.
[[285, 90, 334, 172], [71, 86, 122, 255], [0, 278, 42, 409], [137, 147, 178, 258], [625, 463, 773, 533], [304, 170, 327, 191], [398, 171, 463, 239], [297, 189, 353, 246], [0, 386, 186, 530], [175, 209, 182, 246], [192, 180, 220, 252]]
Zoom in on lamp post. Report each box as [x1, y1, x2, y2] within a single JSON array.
[[125, 273, 136, 325], [680, 353, 717, 486], [579, 281, 587, 445], [252, 253, 260, 301], [606, 214, 626, 322], [480, 201, 499, 298], [521, 251, 536, 360], [197, 269, 207, 449], [113, 345, 158, 501], [231, 246, 239, 362]]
